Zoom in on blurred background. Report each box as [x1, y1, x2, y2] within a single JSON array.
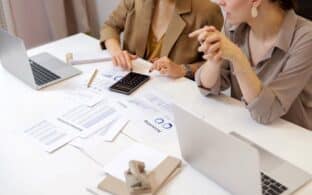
[[0, 0, 119, 48], [0, 0, 311, 49]]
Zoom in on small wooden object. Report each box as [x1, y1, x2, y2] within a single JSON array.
[[125, 160, 152, 194], [98, 156, 182, 195], [65, 52, 73, 64]]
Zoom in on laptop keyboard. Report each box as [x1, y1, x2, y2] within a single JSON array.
[[261, 172, 288, 195], [29, 60, 60, 86]]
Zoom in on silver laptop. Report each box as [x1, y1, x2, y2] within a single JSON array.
[[173, 104, 311, 195], [0, 29, 81, 90]]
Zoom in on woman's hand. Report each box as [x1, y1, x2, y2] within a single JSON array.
[[189, 26, 241, 63], [149, 56, 186, 78], [112, 50, 138, 70]]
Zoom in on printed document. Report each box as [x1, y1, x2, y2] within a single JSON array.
[[22, 120, 78, 153]]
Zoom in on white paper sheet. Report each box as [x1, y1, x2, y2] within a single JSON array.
[[103, 143, 167, 181], [64, 70, 114, 107], [97, 116, 129, 142], [58, 102, 120, 138], [69, 50, 112, 65], [22, 120, 78, 153], [120, 90, 174, 122], [144, 114, 175, 133], [71, 115, 129, 147], [101, 66, 128, 82]]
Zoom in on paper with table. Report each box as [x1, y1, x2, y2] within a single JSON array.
[[58, 101, 128, 139], [62, 99, 130, 150], [22, 120, 79, 153]]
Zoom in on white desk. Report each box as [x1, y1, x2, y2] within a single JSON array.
[[0, 34, 311, 195]]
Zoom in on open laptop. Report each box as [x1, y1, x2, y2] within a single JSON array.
[[0, 29, 81, 90], [173, 104, 311, 195]]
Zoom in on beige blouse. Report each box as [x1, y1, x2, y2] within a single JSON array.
[[145, 30, 164, 61], [196, 10, 312, 130]]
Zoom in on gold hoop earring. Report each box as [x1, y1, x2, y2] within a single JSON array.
[[251, 6, 258, 18]]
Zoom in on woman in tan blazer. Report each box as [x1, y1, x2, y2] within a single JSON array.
[[100, 0, 223, 79]]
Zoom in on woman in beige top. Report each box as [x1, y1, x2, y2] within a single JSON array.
[[190, 0, 312, 130], [100, 0, 223, 79]]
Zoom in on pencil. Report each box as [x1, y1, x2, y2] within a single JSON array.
[[87, 69, 98, 88]]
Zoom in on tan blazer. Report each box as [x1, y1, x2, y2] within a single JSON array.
[[100, 0, 223, 65]]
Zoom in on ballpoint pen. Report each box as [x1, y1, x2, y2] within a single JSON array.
[[87, 69, 98, 88]]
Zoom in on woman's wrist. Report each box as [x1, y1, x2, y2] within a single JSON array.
[[182, 64, 193, 78], [229, 46, 244, 64], [231, 48, 252, 75], [203, 59, 223, 71], [105, 39, 122, 56], [177, 65, 187, 78], [110, 47, 123, 56], [199, 60, 223, 89]]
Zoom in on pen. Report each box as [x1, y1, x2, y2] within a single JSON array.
[[87, 69, 98, 88]]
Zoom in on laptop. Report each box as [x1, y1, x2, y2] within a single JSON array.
[[173, 104, 311, 195], [0, 29, 81, 90]]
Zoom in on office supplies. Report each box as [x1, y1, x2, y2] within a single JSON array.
[[65, 72, 118, 107], [0, 29, 81, 90], [71, 134, 135, 167], [98, 116, 129, 142], [72, 115, 129, 145], [131, 58, 153, 75], [101, 66, 128, 82], [23, 120, 78, 153], [58, 102, 119, 138], [140, 91, 173, 119], [173, 104, 312, 195], [98, 155, 182, 195], [144, 114, 175, 133], [65, 88, 105, 107], [109, 72, 150, 95], [65, 52, 73, 64], [65, 51, 112, 65], [102, 143, 167, 182], [125, 160, 152, 194], [87, 69, 98, 88], [121, 90, 174, 122]]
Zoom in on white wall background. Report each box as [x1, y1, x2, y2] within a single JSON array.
[[95, 0, 120, 30]]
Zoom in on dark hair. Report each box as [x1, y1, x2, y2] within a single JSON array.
[[269, 0, 297, 10]]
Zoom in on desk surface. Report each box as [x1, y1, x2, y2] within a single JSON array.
[[0, 34, 311, 195]]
